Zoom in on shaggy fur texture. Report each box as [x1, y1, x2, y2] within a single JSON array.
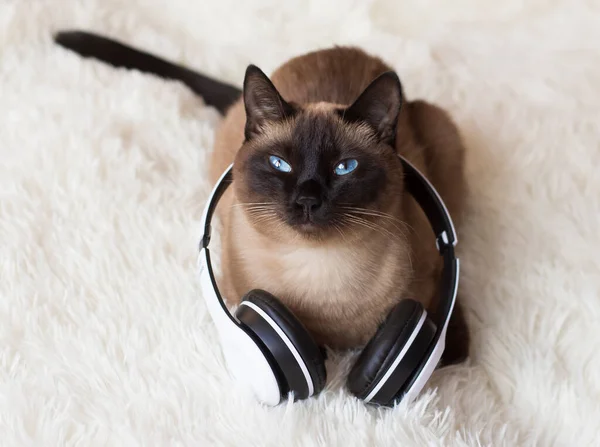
[[1, 0, 599, 445]]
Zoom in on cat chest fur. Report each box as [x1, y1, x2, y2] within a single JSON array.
[[229, 222, 408, 313], [253, 244, 376, 298]]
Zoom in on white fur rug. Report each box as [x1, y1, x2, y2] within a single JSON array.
[[1, 1, 599, 445]]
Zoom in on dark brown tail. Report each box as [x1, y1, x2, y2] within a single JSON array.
[[53, 30, 242, 115]]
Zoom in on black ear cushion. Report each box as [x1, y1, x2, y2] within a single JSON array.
[[347, 299, 428, 400], [235, 290, 326, 398]]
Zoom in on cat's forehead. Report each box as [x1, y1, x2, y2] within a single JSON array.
[[249, 104, 378, 162], [292, 110, 337, 154], [290, 107, 375, 156]]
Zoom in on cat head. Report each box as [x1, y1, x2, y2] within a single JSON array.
[[233, 65, 405, 243]]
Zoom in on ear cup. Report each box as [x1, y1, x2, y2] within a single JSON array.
[[347, 299, 436, 405], [235, 290, 326, 400]]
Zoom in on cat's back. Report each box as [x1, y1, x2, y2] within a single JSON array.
[[270, 46, 393, 106]]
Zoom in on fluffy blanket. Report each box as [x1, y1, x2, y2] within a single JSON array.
[[1, 0, 599, 445]]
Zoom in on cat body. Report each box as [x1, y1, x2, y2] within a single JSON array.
[[210, 48, 467, 353], [54, 32, 469, 362]]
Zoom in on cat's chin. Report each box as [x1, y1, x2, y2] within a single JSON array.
[[295, 222, 322, 235], [247, 215, 331, 242], [286, 215, 329, 235], [289, 221, 345, 243]]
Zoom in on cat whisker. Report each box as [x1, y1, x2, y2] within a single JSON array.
[[231, 202, 278, 212], [241, 205, 278, 215], [339, 206, 410, 225], [236, 206, 278, 211], [338, 213, 414, 270], [247, 211, 279, 222], [331, 221, 348, 243], [339, 206, 412, 241], [341, 214, 396, 240], [350, 213, 409, 241], [232, 201, 275, 207], [246, 209, 275, 217]]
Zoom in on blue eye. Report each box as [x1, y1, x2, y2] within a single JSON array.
[[334, 159, 358, 175], [269, 155, 292, 173]]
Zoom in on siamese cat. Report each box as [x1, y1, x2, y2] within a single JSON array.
[[55, 31, 469, 364]]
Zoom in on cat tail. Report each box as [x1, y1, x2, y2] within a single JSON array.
[[53, 30, 242, 115]]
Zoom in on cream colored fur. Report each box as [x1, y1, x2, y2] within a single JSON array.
[[1, 0, 599, 445]]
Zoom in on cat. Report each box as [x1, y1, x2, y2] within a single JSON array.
[[54, 31, 470, 364]]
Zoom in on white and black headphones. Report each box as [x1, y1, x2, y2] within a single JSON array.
[[197, 155, 459, 407]]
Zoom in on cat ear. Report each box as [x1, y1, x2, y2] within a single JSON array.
[[342, 71, 403, 145], [243, 64, 295, 140]]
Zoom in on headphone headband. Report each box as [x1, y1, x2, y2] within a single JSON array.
[[198, 155, 459, 404], [200, 165, 233, 249]]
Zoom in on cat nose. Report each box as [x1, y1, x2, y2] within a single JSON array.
[[295, 195, 322, 212]]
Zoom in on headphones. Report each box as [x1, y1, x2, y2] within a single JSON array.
[[197, 155, 459, 407]]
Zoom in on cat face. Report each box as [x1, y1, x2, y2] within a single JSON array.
[[233, 65, 405, 242]]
